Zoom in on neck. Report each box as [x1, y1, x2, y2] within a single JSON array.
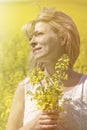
[[43, 53, 70, 76], [43, 54, 66, 76], [44, 60, 57, 76]]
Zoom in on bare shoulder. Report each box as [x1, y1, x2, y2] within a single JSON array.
[[74, 72, 87, 85], [83, 74, 87, 80], [15, 77, 30, 95], [11, 77, 30, 107], [19, 77, 30, 86], [18, 77, 30, 89], [78, 73, 87, 84], [83, 74, 87, 84]]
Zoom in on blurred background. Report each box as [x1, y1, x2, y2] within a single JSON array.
[[0, 0, 87, 129]]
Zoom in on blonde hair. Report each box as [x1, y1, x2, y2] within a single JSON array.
[[23, 7, 80, 69]]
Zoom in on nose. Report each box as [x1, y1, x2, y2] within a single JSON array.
[[30, 36, 37, 48]]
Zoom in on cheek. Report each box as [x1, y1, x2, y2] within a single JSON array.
[[40, 35, 59, 51], [39, 35, 53, 44], [48, 37, 59, 48], [44, 36, 57, 45]]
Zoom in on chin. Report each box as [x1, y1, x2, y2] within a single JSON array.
[[34, 50, 49, 61], [34, 54, 47, 62]]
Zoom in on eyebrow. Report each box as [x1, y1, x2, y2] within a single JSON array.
[[29, 31, 39, 39], [33, 31, 39, 35]]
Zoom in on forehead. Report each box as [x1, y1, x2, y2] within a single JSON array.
[[34, 22, 52, 32]]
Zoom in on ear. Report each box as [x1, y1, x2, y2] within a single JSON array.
[[61, 32, 67, 46]]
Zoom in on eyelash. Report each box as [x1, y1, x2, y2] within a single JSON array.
[[35, 32, 43, 36], [29, 37, 32, 41], [29, 32, 44, 41]]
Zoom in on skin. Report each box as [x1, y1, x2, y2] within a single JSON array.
[[30, 22, 64, 62], [6, 22, 82, 130]]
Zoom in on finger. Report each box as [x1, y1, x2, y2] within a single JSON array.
[[40, 114, 58, 120], [39, 119, 58, 125], [39, 124, 58, 130], [42, 110, 59, 115]]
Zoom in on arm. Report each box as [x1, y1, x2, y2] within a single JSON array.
[[6, 81, 44, 130], [6, 82, 25, 130]]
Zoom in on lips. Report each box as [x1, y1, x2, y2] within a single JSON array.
[[33, 47, 42, 53]]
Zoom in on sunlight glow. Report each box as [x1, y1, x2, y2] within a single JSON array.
[[0, 0, 30, 2]]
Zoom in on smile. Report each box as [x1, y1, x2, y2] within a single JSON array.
[[33, 47, 42, 53]]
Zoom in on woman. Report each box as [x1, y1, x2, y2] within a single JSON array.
[[6, 7, 87, 130]]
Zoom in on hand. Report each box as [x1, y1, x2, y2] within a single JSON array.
[[39, 110, 59, 130], [28, 110, 59, 130]]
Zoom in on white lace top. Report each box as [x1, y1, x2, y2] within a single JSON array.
[[23, 75, 87, 130]]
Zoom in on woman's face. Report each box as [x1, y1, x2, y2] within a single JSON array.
[[30, 22, 64, 63]]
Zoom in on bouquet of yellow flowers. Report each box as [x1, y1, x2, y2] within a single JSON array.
[[28, 54, 70, 111]]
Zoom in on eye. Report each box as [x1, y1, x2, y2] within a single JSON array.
[[29, 36, 33, 41], [28, 35, 33, 41], [36, 32, 44, 36]]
